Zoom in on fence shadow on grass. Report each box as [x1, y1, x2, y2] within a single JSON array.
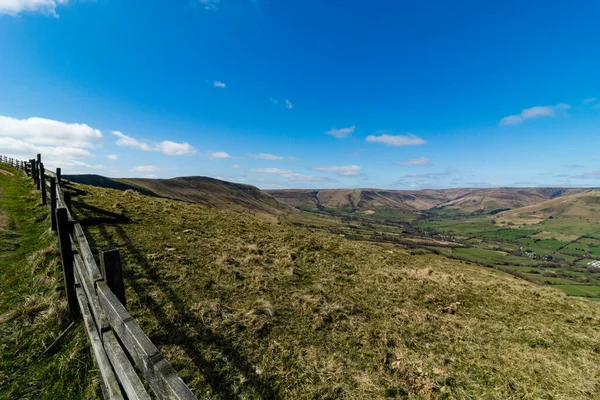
[[76, 201, 279, 400]]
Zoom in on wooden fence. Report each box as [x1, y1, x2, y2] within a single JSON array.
[[0, 154, 197, 400]]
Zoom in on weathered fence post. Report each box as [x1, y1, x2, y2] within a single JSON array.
[[100, 249, 126, 308], [56, 167, 61, 186], [40, 163, 47, 206], [64, 191, 72, 212], [30, 159, 36, 183], [56, 207, 79, 319], [50, 177, 57, 231], [36, 154, 41, 190]]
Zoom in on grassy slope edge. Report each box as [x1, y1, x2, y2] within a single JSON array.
[[70, 181, 600, 399], [0, 164, 98, 399]]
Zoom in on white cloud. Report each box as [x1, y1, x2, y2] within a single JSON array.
[[229, 164, 242, 169], [326, 126, 355, 139], [249, 167, 327, 182], [131, 165, 163, 173], [155, 141, 196, 156], [313, 165, 362, 176], [0, 115, 105, 172], [270, 98, 278, 105], [249, 153, 284, 161], [106, 154, 118, 160], [583, 97, 597, 105], [0, 0, 68, 17], [285, 100, 293, 109], [112, 131, 152, 151], [209, 151, 231, 159], [366, 133, 426, 147], [213, 80, 226, 88], [112, 131, 196, 156], [0, 115, 103, 148], [395, 156, 431, 166], [0, 136, 102, 170], [499, 103, 571, 125]]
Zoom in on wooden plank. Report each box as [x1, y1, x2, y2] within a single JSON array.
[[100, 249, 126, 308], [56, 167, 61, 185], [73, 252, 110, 332], [97, 282, 197, 400], [40, 162, 47, 205], [65, 191, 72, 212], [73, 222, 104, 282], [31, 160, 37, 185], [56, 207, 79, 319], [50, 177, 57, 231], [45, 169, 56, 178], [36, 154, 41, 190], [56, 185, 66, 209], [102, 330, 151, 400], [74, 282, 124, 400]]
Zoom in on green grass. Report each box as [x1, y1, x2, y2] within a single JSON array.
[[449, 247, 541, 267], [0, 164, 98, 399], [56, 181, 600, 399], [551, 284, 600, 298]]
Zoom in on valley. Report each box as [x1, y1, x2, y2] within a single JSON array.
[[66, 174, 600, 301]]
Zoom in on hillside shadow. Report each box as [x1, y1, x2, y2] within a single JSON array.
[[79, 209, 279, 399]]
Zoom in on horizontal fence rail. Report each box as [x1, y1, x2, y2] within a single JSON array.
[[0, 154, 197, 400]]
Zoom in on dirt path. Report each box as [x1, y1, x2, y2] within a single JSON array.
[[0, 169, 14, 176]]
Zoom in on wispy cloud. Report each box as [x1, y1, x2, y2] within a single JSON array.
[[499, 103, 571, 125], [404, 169, 454, 180], [249, 153, 285, 161], [313, 165, 362, 176], [569, 171, 600, 180], [395, 156, 431, 166], [229, 164, 242, 169], [208, 151, 232, 159], [0, 0, 68, 17], [112, 131, 196, 155], [326, 126, 355, 139], [250, 167, 328, 182], [106, 154, 118, 161], [199, 0, 220, 10], [366, 133, 426, 147], [213, 80, 226, 88], [583, 97, 597, 105], [564, 164, 584, 169], [285, 100, 293, 109], [269, 98, 278, 105], [131, 165, 164, 173]]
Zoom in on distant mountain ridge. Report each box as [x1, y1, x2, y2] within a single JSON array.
[[268, 187, 596, 213], [65, 174, 599, 219], [64, 174, 295, 220]]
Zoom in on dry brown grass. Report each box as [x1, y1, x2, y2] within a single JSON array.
[[68, 182, 600, 399]]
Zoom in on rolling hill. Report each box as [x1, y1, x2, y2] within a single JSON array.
[[268, 187, 593, 214], [64, 174, 294, 221]]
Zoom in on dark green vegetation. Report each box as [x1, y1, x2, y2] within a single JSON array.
[[0, 164, 98, 399]]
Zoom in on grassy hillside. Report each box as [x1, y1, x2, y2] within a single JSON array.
[[0, 164, 98, 399], [61, 180, 600, 399], [65, 174, 294, 221]]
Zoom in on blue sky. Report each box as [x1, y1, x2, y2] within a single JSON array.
[[0, 0, 599, 189]]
